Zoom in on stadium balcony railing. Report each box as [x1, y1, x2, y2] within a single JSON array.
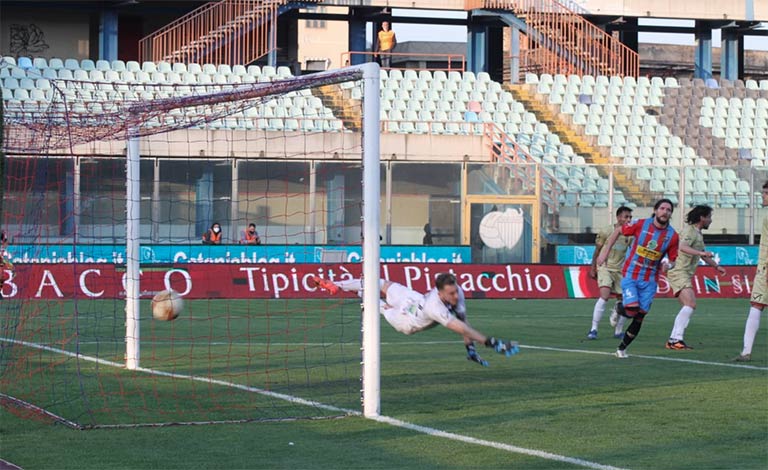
[[340, 51, 466, 73]]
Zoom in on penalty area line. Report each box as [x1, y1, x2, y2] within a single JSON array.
[[0, 337, 624, 470], [373, 415, 626, 470], [7, 338, 768, 371], [522, 345, 768, 371], [68, 340, 767, 371]]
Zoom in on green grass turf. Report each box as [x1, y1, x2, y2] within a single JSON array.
[[1, 298, 766, 469]]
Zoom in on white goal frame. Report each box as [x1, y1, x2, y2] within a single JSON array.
[[122, 63, 382, 417]]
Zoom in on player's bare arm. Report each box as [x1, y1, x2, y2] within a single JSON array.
[[701, 253, 726, 275], [596, 226, 622, 266], [445, 319, 486, 343], [590, 241, 604, 279], [678, 242, 712, 258]]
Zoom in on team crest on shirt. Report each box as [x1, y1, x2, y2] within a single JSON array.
[[647, 239, 658, 250]]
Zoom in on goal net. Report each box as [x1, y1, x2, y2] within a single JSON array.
[[0, 60, 381, 428]]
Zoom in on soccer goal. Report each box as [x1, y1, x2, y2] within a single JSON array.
[[0, 60, 381, 428]]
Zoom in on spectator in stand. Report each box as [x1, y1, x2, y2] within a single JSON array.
[[376, 21, 397, 68], [423, 223, 434, 245], [241, 223, 262, 245], [202, 222, 223, 245], [0, 230, 12, 299]]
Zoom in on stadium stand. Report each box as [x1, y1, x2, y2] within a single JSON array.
[[1, 57, 344, 133], [2, 56, 765, 209], [526, 73, 768, 208]]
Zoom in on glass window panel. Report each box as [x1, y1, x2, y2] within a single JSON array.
[[158, 159, 232, 243], [5, 157, 74, 243], [391, 163, 461, 245], [238, 161, 310, 244]]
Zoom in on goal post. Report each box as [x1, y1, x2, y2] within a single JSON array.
[[121, 61, 382, 402], [360, 63, 381, 418], [125, 131, 141, 370], [1, 59, 382, 427]]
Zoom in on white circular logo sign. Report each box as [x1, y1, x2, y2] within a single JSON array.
[[479, 208, 525, 249]]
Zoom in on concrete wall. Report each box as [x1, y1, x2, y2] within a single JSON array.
[[640, 44, 768, 78], [319, 0, 766, 21], [320, 0, 466, 11], [297, 6, 349, 70], [580, 0, 765, 21], [559, 206, 766, 238], [68, 130, 486, 163], [0, 6, 91, 60]]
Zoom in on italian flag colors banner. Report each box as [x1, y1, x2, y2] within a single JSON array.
[[564, 266, 598, 298]]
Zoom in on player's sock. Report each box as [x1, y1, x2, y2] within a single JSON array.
[[742, 307, 763, 356], [615, 301, 628, 318], [618, 313, 645, 351], [335, 279, 362, 292], [669, 306, 695, 342], [615, 315, 627, 335], [591, 298, 607, 331]]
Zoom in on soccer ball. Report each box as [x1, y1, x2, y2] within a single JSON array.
[[152, 289, 183, 321]]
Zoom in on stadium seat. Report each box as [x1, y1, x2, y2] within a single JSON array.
[[17, 57, 33, 69]]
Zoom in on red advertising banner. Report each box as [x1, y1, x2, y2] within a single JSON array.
[[1, 264, 758, 300]]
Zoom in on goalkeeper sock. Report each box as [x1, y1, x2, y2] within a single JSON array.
[[335, 278, 386, 293]]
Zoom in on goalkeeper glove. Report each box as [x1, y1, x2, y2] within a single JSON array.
[[484, 337, 520, 357], [466, 343, 489, 367]]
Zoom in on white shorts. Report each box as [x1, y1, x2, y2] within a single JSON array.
[[384, 282, 424, 310], [380, 283, 430, 335]]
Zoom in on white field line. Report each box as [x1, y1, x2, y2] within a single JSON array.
[[520, 345, 768, 371], [67, 340, 768, 371], [1, 336, 625, 470], [0, 458, 23, 470], [372, 415, 626, 470]]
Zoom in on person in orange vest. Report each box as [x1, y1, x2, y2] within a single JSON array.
[[376, 21, 397, 68], [202, 222, 223, 245], [0, 230, 12, 299], [241, 223, 261, 245]]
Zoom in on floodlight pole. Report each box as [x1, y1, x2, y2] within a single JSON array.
[[360, 62, 381, 418], [125, 127, 141, 370]]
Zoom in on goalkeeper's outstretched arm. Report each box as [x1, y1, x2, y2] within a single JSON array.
[[445, 319, 519, 357], [445, 318, 486, 343]]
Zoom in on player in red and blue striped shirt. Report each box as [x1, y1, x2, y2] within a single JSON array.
[[597, 199, 680, 358]]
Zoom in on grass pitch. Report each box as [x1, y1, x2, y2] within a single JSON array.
[[1, 298, 766, 469]]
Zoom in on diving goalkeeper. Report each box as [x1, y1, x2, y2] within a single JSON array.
[[313, 272, 519, 366]]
